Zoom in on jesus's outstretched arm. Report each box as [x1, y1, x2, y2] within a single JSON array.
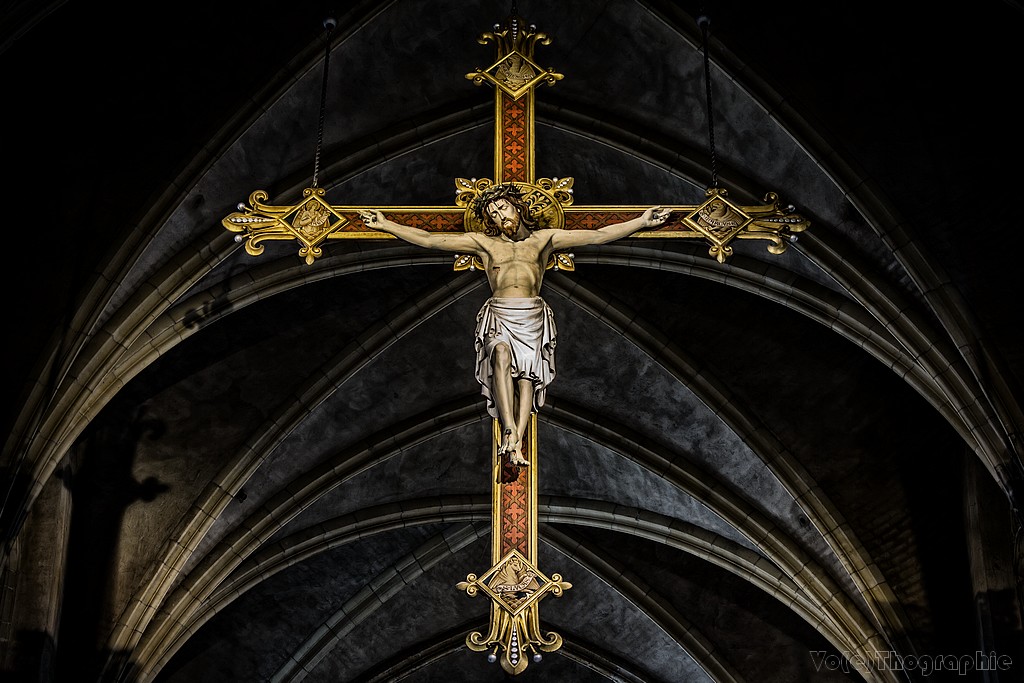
[[360, 210, 482, 253], [549, 207, 671, 250]]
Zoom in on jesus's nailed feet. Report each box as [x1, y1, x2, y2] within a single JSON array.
[[507, 449, 529, 467], [498, 429, 515, 455], [498, 428, 530, 468]]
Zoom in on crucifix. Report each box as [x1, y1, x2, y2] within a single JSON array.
[[223, 10, 807, 676]]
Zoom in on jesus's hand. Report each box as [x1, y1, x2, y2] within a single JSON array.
[[640, 207, 671, 228], [359, 210, 386, 229]]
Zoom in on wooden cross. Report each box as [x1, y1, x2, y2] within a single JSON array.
[[223, 11, 807, 676]]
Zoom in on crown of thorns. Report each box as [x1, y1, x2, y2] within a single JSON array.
[[472, 183, 526, 223]]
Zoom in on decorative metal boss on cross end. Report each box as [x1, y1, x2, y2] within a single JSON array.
[[458, 549, 572, 675]]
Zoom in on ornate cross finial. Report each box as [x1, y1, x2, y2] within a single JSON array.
[[465, 15, 563, 100]]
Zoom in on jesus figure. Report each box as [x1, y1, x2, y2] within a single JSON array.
[[360, 184, 670, 466]]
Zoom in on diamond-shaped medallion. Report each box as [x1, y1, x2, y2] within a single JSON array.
[[683, 191, 753, 245], [478, 51, 550, 99], [285, 195, 347, 248], [476, 550, 556, 617]]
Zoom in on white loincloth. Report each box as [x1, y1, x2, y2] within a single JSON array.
[[474, 297, 557, 418]]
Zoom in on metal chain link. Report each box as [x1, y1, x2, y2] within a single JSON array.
[[312, 17, 336, 188], [698, 15, 718, 189]]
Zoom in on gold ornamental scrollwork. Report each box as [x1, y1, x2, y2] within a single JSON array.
[[678, 187, 809, 263], [457, 549, 572, 675], [613, 186, 810, 263], [465, 15, 563, 99], [223, 187, 354, 265]]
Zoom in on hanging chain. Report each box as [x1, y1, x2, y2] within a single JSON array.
[[311, 17, 336, 188], [698, 15, 718, 189]]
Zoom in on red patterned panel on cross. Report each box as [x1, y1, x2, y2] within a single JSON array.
[[328, 211, 465, 234], [500, 474, 530, 557], [563, 211, 639, 230], [388, 212, 465, 232], [500, 92, 529, 183], [499, 419, 532, 558]]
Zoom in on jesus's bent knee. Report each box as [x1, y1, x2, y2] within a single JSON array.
[[491, 342, 512, 370]]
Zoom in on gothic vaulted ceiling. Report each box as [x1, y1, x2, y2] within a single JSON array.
[[2, 1, 1023, 682]]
